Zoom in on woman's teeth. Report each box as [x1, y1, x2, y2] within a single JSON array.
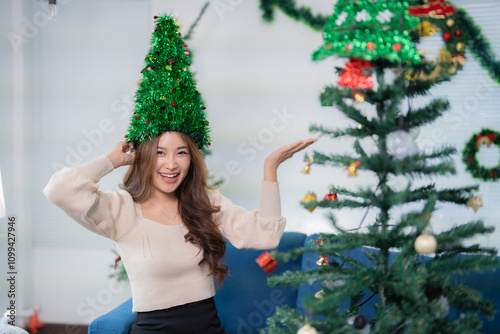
[[161, 173, 179, 179]]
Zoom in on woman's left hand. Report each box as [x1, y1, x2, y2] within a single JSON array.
[[264, 138, 317, 182]]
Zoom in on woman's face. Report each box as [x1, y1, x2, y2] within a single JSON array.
[[151, 131, 191, 197]]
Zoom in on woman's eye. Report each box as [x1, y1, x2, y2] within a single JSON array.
[[157, 151, 164, 155], [178, 151, 188, 155]]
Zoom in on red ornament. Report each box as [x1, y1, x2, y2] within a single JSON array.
[[184, 51, 190, 55], [147, 67, 152, 71], [172, 88, 177, 93], [392, 43, 402, 51], [177, 78, 180, 83], [467, 156, 474, 164], [455, 30, 462, 37], [345, 43, 353, 51], [135, 116, 140, 120], [366, 42, 375, 51], [326, 43, 332, 50], [492, 170, 498, 179], [169, 58, 174, 64], [184, 44, 188, 48], [256, 252, 277, 274], [170, 102, 176, 107], [323, 193, 338, 201], [145, 119, 150, 124], [201, 106, 206, 110], [443, 32, 453, 42], [338, 59, 373, 90]]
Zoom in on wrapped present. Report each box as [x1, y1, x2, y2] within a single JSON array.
[[255, 251, 277, 274]]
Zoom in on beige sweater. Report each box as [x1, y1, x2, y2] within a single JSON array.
[[43, 155, 286, 312]]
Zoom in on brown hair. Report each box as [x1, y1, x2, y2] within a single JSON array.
[[120, 132, 228, 285]]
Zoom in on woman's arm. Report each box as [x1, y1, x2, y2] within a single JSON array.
[[43, 142, 136, 240], [216, 138, 317, 249]]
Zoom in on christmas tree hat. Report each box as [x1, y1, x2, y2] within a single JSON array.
[[313, 0, 422, 65], [125, 14, 210, 152]]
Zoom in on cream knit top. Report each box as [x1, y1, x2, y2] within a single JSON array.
[[43, 155, 286, 312]]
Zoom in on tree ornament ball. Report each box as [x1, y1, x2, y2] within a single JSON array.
[[414, 233, 438, 254], [446, 18, 455, 27], [348, 315, 371, 334], [297, 323, 318, 334], [435, 296, 450, 319], [387, 130, 418, 159], [443, 31, 453, 42]]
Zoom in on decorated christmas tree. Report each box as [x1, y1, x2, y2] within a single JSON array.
[[261, 1, 499, 333]]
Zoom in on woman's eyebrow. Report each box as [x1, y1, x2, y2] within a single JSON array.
[[157, 146, 188, 150]]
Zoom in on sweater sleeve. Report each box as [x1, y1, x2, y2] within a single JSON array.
[[212, 181, 286, 250], [43, 155, 136, 241]]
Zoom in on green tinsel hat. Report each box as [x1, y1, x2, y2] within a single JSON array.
[[125, 14, 210, 152], [313, 0, 422, 65]]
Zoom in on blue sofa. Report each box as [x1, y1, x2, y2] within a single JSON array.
[[88, 232, 500, 334]]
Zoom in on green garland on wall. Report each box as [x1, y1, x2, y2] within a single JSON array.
[[259, 0, 327, 31], [456, 7, 500, 85], [463, 128, 500, 182], [258, 0, 500, 85]]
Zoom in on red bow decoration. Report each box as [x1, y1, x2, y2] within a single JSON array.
[[408, 0, 455, 19], [256, 251, 277, 274], [476, 133, 496, 141], [475, 133, 496, 148]]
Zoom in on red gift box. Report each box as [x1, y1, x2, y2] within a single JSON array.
[[255, 251, 277, 274]]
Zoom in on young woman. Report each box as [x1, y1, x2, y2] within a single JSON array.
[[44, 130, 316, 333]]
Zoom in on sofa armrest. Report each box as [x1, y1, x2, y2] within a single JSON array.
[[88, 298, 135, 334]]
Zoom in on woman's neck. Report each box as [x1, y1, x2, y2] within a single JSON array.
[[148, 190, 178, 206]]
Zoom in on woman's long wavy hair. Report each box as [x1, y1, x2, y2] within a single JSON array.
[[120, 132, 228, 285]]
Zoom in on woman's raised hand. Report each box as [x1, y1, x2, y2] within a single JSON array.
[[264, 138, 317, 182], [107, 141, 136, 168]]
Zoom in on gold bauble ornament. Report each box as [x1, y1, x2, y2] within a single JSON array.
[[297, 323, 318, 334], [456, 42, 465, 52], [414, 233, 438, 254], [446, 18, 455, 28]]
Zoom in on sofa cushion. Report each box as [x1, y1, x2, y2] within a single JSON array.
[[88, 298, 134, 334], [215, 231, 306, 334]]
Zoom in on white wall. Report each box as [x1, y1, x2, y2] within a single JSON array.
[[0, 0, 499, 325]]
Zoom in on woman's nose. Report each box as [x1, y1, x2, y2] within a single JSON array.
[[163, 156, 177, 169]]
